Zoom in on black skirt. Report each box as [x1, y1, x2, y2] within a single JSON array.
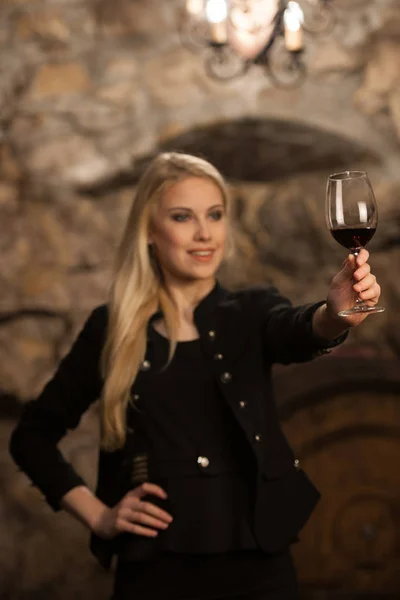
[[111, 548, 299, 600]]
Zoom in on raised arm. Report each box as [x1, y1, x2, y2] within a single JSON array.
[[256, 287, 348, 365], [258, 248, 382, 365]]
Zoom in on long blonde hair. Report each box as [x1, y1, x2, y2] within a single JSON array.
[[100, 152, 232, 451]]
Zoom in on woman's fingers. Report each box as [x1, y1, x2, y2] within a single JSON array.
[[359, 283, 381, 302], [129, 509, 170, 530], [119, 504, 171, 527], [353, 262, 371, 282], [355, 249, 369, 266], [351, 256, 381, 303], [123, 496, 173, 525], [121, 485, 173, 527], [138, 500, 173, 524], [116, 501, 173, 537], [113, 483, 174, 538], [116, 518, 159, 537], [353, 273, 376, 293], [127, 482, 173, 522], [133, 482, 168, 500]]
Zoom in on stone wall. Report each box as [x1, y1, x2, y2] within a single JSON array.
[[1, 0, 400, 597], [1, 0, 400, 402]]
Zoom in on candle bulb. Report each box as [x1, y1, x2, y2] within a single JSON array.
[[284, 1, 304, 52], [210, 20, 228, 43], [206, 0, 228, 44], [284, 23, 303, 51]]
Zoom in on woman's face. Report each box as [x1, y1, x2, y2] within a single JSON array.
[[149, 176, 227, 284]]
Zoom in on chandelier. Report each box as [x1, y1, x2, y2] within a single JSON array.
[[180, 0, 335, 87]]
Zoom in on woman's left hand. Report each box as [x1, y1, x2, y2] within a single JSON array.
[[326, 249, 381, 328]]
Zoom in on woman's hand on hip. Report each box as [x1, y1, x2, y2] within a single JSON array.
[[93, 482, 173, 540]]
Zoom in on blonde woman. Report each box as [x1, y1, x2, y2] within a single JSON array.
[[10, 153, 381, 599]]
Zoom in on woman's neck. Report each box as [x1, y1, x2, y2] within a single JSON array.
[[154, 277, 216, 341], [165, 277, 216, 322]]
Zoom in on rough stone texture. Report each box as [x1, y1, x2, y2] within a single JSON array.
[[16, 9, 71, 44], [28, 62, 92, 98], [1, 0, 400, 598], [354, 39, 400, 116]]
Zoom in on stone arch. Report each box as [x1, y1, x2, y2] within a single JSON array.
[[83, 116, 380, 194], [134, 117, 380, 183]]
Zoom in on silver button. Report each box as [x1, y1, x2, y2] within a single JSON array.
[[214, 353, 224, 360], [141, 360, 151, 371], [132, 394, 140, 401], [197, 456, 210, 468], [294, 459, 300, 469], [208, 330, 216, 340], [239, 400, 247, 409], [220, 372, 232, 383], [254, 433, 262, 443]]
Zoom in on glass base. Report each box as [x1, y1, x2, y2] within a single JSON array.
[[338, 304, 385, 317]]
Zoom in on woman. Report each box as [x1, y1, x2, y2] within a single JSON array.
[[10, 153, 381, 599]]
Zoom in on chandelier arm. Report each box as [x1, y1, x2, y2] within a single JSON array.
[[264, 51, 307, 89], [180, 0, 337, 85], [205, 49, 251, 81]]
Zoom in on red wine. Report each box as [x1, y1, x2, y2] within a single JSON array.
[[331, 227, 376, 251]]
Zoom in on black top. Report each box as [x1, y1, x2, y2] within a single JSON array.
[[119, 326, 257, 560], [114, 547, 296, 599], [117, 327, 292, 598]]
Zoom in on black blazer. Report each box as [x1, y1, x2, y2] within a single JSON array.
[[9, 283, 346, 569]]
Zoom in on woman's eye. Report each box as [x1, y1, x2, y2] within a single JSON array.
[[209, 211, 223, 221], [171, 213, 190, 222]]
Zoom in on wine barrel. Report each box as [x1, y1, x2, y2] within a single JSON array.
[[274, 357, 400, 597]]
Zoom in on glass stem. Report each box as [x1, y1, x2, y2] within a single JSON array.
[[352, 249, 367, 307]]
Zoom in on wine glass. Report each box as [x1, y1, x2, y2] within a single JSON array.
[[326, 170, 385, 317]]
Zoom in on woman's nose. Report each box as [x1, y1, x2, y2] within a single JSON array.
[[195, 220, 211, 241]]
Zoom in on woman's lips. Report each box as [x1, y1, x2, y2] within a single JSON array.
[[188, 250, 215, 262]]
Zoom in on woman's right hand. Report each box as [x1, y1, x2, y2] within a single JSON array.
[[94, 482, 173, 540]]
